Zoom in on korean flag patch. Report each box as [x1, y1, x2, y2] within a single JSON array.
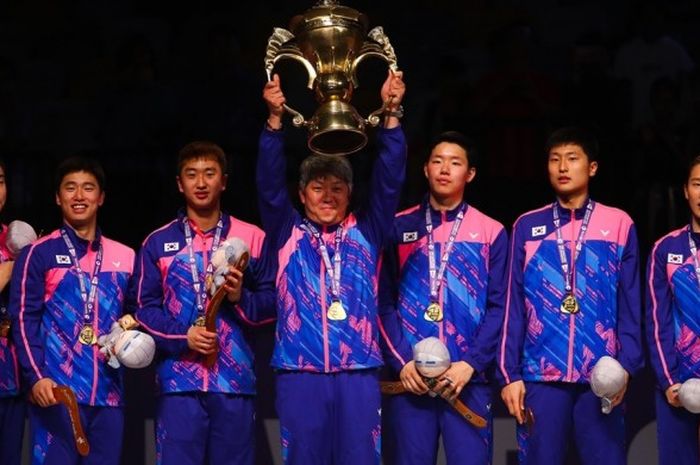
[[531, 225, 547, 237], [164, 242, 180, 253], [402, 231, 418, 243], [667, 253, 684, 264], [55, 255, 71, 265]]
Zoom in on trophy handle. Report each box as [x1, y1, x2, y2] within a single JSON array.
[[264, 27, 316, 128], [351, 26, 400, 127]]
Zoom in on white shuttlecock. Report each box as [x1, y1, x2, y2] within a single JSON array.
[[590, 356, 627, 414], [6, 220, 38, 258], [679, 378, 700, 414], [209, 238, 250, 296], [413, 337, 451, 378], [113, 330, 156, 369]]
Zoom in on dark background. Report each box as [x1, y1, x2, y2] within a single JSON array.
[[2, 0, 700, 464]]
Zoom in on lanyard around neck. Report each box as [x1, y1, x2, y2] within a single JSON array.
[[183, 216, 224, 316], [552, 200, 594, 294], [425, 203, 466, 303], [60, 228, 103, 324]]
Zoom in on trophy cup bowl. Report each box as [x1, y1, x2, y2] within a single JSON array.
[[265, 0, 399, 155]]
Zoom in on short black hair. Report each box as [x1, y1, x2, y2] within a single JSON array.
[[299, 154, 353, 191], [426, 131, 479, 168], [545, 126, 599, 162], [688, 154, 700, 180], [177, 141, 227, 176], [55, 156, 106, 192]]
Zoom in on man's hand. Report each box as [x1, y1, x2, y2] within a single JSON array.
[[32, 378, 58, 407], [665, 383, 682, 407], [187, 326, 217, 355], [263, 74, 285, 129], [380, 70, 405, 129], [399, 361, 429, 395], [609, 369, 630, 408], [380, 70, 405, 108], [501, 380, 527, 424], [434, 361, 474, 402], [223, 267, 244, 303]]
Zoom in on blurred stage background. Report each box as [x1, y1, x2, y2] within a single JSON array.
[[3, 1, 700, 463]]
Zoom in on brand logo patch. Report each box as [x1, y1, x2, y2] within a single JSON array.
[[601, 230, 610, 237]]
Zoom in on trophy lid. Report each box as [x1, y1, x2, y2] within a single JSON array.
[[289, 1, 369, 35]]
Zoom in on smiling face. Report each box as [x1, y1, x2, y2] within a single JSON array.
[[424, 142, 475, 209], [547, 143, 597, 204], [299, 175, 350, 226], [177, 156, 227, 215], [685, 162, 700, 231], [55, 170, 104, 230]]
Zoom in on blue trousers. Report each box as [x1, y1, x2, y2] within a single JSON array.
[[383, 383, 493, 465], [30, 403, 123, 465], [0, 395, 26, 465], [517, 382, 626, 465], [655, 388, 699, 465], [276, 369, 381, 465], [156, 392, 255, 465]]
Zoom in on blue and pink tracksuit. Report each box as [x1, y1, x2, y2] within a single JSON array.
[[646, 226, 700, 465], [9, 225, 135, 465], [130, 210, 275, 465], [378, 199, 508, 465], [0, 223, 26, 465], [257, 125, 406, 465], [497, 200, 643, 465]]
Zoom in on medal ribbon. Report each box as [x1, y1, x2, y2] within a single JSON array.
[[686, 226, 700, 288], [552, 200, 594, 294], [183, 216, 224, 318], [425, 203, 466, 303], [301, 219, 343, 303], [60, 228, 103, 325]]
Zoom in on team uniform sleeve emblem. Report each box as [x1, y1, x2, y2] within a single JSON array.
[[667, 253, 684, 264], [164, 242, 180, 252], [55, 255, 71, 264], [402, 231, 418, 243], [531, 225, 547, 237]]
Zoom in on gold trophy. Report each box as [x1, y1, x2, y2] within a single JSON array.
[[265, 0, 399, 155]]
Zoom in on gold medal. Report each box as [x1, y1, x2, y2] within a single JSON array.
[[0, 319, 10, 338], [193, 316, 206, 327], [424, 302, 443, 322], [327, 301, 347, 321], [78, 325, 97, 345], [560, 294, 580, 314]]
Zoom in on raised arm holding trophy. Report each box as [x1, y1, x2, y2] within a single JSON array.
[[264, 0, 402, 155], [258, 3, 407, 464]]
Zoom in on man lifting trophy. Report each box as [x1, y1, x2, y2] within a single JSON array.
[[265, 0, 401, 155]]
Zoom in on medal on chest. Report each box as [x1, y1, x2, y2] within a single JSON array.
[[423, 204, 466, 323], [327, 301, 347, 321], [423, 302, 444, 322], [552, 201, 594, 315]]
